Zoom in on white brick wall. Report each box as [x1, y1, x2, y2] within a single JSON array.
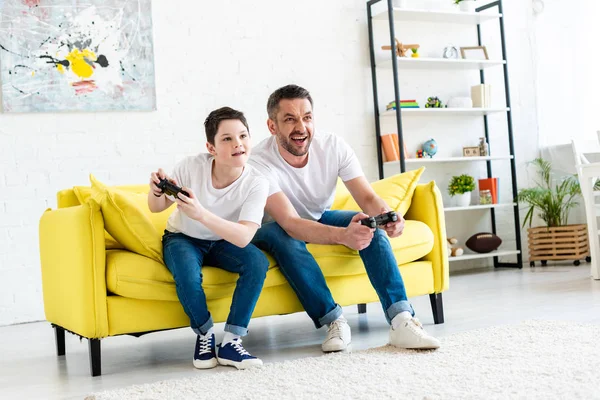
[[0, 0, 540, 325]]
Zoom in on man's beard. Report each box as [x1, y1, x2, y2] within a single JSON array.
[[277, 131, 312, 157]]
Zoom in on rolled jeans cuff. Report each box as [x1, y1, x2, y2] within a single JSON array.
[[192, 315, 214, 336], [386, 301, 414, 324], [317, 304, 343, 328], [224, 324, 249, 336]]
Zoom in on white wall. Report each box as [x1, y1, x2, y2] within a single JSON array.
[[0, 0, 539, 325]]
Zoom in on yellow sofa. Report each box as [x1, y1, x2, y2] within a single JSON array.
[[39, 177, 449, 376]]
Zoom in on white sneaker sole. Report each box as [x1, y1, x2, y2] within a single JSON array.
[[193, 357, 218, 369], [322, 342, 352, 353], [217, 357, 263, 370]]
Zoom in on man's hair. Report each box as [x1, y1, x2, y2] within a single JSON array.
[[267, 84, 313, 120], [204, 107, 249, 145]]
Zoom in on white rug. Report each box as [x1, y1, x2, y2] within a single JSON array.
[[88, 320, 599, 400]]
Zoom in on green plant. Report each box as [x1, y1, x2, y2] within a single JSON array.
[[454, 0, 474, 4], [448, 174, 475, 196], [517, 158, 600, 228]]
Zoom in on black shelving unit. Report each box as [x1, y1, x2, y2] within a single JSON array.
[[366, 0, 522, 268]]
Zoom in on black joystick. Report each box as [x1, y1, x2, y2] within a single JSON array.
[[360, 211, 398, 229], [157, 178, 190, 199]]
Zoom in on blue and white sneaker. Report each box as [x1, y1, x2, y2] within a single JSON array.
[[193, 333, 217, 369], [217, 338, 263, 369]]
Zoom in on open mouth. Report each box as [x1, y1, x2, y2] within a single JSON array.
[[231, 151, 246, 157], [290, 135, 308, 145]]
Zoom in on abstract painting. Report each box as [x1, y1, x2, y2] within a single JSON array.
[[0, 0, 156, 112]]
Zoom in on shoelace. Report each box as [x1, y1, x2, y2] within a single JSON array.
[[327, 320, 343, 339], [197, 335, 213, 356], [231, 338, 251, 356]]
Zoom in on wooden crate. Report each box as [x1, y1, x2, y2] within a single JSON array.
[[528, 224, 590, 266]]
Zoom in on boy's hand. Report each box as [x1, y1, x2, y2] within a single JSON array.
[[149, 168, 177, 197], [340, 213, 375, 251], [174, 187, 205, 221]]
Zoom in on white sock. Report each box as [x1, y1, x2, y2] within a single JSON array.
[[202, 327, 214, 337], [222, 331, 240, 345], [391, 311, 412, 329]]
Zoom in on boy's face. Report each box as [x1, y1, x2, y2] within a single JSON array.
[[268, 98, 314, 157], [206, 119, 251, 168]]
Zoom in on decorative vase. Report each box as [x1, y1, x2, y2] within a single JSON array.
[[455, 192, 471, 207], [459, 0, 476, 12]]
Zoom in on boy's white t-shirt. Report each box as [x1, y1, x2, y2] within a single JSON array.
[[249, 132, 364, 221], [166, 153, 269, 241]]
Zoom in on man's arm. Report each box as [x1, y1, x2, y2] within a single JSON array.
[[343, 176, 405, 238], [266, 192, 374, 250]]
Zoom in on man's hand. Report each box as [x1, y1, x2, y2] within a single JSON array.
[[340, 213, 375, 251], [149, 168, 178, 198], [174, 188, 206, 221], [381, 208, 405, 238]]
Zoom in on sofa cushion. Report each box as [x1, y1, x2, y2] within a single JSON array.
[[336, 167, 425, 216], [308, 220, 434, 277], [106, 250, 282, 302]]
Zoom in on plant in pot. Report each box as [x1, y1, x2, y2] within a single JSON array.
[[448, 174, 475, 207], [454, 0, 476, 12], [517, 158, 597, 267]]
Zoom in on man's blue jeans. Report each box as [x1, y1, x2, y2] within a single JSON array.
[[252, 210, 413, 328], [163, 231, 269, 336]]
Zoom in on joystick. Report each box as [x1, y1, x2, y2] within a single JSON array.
[[360, 211, 398, 228], [157, 178, 190, 199]]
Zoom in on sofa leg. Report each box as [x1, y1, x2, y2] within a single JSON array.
[[54, 326, 65, 356], [429, 293, 445, 324], [357, 304, 367, 314], [89, 339, 102, 377]]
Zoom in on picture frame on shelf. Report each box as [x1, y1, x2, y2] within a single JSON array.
[[463, 146, 480, 157], [460, 46, 489, 60]]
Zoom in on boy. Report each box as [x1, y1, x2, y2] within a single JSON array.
[[148, 107, 270, 370]]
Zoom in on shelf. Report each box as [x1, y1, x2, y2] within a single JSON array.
[[372, 8, 502, 25], [379, 57, 506, 70], [449, 249, 520, 262], [444, 203, 516, 212], [381, 108, 509, 117], [383, 155, 513, 165]]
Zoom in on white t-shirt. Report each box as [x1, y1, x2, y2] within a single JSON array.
[[166, 153, 269, 241], [249, 132, 364, 221]]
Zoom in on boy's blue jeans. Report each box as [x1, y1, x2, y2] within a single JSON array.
[[163, 231, 269, 336], [252, 210, 414, 328]]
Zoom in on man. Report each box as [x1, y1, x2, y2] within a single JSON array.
[[249, 84, 440, 352]]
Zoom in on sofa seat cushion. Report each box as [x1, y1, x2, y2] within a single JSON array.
[[106, 250, 282, 302], [308, 220, 434, 277]]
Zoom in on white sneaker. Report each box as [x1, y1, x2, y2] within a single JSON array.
[[389, 314, 440, 350], [322, 316, 351, 352]]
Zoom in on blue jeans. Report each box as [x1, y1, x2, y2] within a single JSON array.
[[162, 231, 269, 336], [252, 210, 413, 328]]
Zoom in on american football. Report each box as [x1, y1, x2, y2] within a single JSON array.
[[465, 232, 502, 253]]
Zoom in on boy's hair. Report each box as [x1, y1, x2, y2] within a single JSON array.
[[267, 84, 313, 120], [204, 107, 249, 145]]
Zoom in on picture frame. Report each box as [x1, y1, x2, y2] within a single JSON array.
[[460, 46, 489, 61], [463, 146, 480, 157]]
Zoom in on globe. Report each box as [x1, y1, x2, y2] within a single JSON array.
[[422, 138, 438, 158]]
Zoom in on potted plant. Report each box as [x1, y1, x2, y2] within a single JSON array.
[[448, 174, 475, 207], [517, 158, 594, 267], [454, 0, 476, 12]]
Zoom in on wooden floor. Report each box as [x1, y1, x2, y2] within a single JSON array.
[[1, 264, 599, 400]]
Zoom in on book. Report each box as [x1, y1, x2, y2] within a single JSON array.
[[478, 178, 498, 204], [381, 133, 400, 162]]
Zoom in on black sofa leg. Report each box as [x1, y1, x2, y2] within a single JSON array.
[[357, 303, 367, 314], [89, 339, 102, 377], [54, 326, 65, 356], [429, 293, 445, 324]]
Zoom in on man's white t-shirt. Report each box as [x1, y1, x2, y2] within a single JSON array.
[[249, 132, 364, 221], [166, 153, 269, 241]]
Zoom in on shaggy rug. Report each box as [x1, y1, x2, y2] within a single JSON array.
[[88, 320, 599, 400]]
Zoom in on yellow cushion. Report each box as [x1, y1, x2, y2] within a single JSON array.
[[106, 250, 281, 302], [308, 219, 434, 277], [337, 167, 425, 216], [90, 183, 164, 264]]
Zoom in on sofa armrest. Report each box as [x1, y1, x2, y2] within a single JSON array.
[[39, 200, 109, 338], [404, 181, 449, 293]]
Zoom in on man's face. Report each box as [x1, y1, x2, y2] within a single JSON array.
[[269, 98, 314, 157]]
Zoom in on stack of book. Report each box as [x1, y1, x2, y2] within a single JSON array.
[[386, 100, 420, 110]]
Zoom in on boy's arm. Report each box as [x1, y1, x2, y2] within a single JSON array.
[[266, 192, 375, 251], [197, 212, 259, 248]]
